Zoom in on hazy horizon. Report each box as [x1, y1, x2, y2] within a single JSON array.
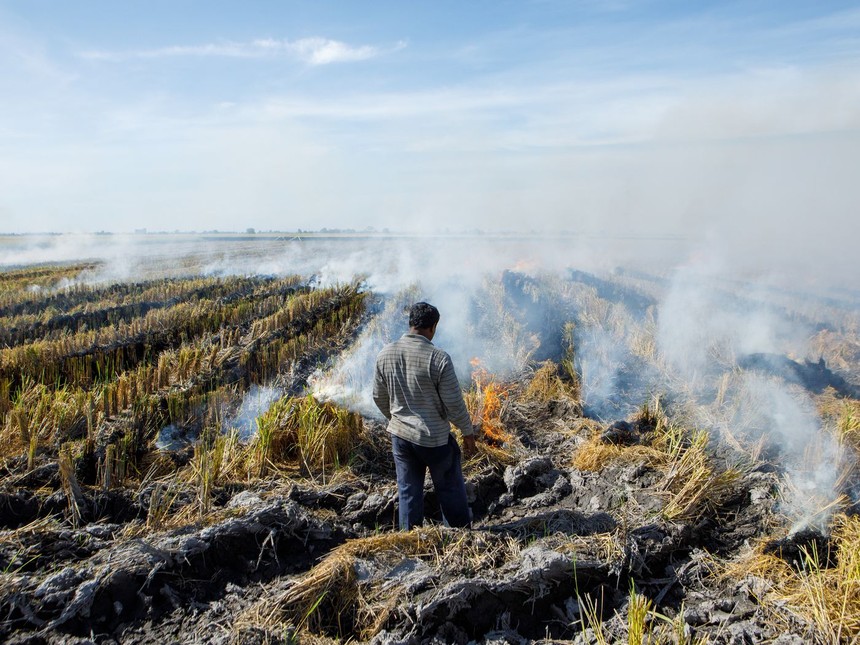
[[1, 1, 859, 280]]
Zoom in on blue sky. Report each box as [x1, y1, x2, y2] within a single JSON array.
[[1, 1, 859, 248]]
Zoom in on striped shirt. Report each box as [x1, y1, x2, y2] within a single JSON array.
[[373, 333, 475, 447]]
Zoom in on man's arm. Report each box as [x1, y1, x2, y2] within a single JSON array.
[[437, 356, 475, 436], [372, 358, 391, 420]]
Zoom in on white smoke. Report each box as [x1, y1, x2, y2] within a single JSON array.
[[4, 232, 856, 521], [657, 257, 808, 385], [310, 288, 416, 417], [725, 373, 843, 529], [652, 252, 853, 524], [225, 385, 282, 441], [155, 424, 197, 451]]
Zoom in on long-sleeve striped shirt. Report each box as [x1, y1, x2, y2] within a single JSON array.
[[373, 333, 475, 447]]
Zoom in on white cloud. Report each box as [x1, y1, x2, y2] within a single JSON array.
[[78, 37, 402, 65], [247, 62, 860, 153]]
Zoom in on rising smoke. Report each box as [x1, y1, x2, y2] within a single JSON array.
[[226, 385, 282, 441], [4, 231, 858, 522]]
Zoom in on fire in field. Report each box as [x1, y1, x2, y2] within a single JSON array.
[[0, 233, 858, 644]]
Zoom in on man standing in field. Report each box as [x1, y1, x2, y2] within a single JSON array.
[[373, 302, 478, 530]]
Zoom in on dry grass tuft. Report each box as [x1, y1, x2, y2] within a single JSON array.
[[240, 528, 525, 641], [432, 530, 522, 578], [571, 429, 662, 472], [810, 330, 860, 382], [473, 440, 519, 466], [524, 360, 578, 403], [656, 427, 742, 522], [548, 531, 624, 564], [572, 433, 628, 471], [253, 395, 363, 480], [0, 380, 87, 460], [725, 513, 860, 642], [819, 394, 860, 454], [137, 450, 181, 480], [240, 528, 445, 639], [635, 395, 668, 433], [58, 444, 84, 528], [571, 396, 669, 472], [572, 409, 741, 522]]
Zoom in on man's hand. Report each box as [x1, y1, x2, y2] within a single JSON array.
[[462, 434, 478, 458]]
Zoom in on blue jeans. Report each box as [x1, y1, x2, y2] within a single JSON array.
[[391, 434, 471, 530]]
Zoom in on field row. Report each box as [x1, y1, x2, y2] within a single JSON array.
[[0, 264, 368, 498]]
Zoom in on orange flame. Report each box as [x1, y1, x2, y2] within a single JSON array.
[[512, 258, 536, 272], [469, 357, 512, 445]]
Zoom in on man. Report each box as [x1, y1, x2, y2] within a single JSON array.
[[373, 302, 478, 530]]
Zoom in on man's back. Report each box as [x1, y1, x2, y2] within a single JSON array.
[[374, 333, 472, 448], [374, 302, 475, 530]]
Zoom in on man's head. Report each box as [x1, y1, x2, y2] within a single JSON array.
[[409, 302, 440, 337]]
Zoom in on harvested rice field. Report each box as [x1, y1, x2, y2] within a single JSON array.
[[1, 235, 859, 644]]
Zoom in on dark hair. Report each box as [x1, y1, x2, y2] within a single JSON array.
[[409, 302, 440, 330]]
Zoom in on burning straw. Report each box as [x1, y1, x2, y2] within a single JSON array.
[[467, 359, 514, 446]]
